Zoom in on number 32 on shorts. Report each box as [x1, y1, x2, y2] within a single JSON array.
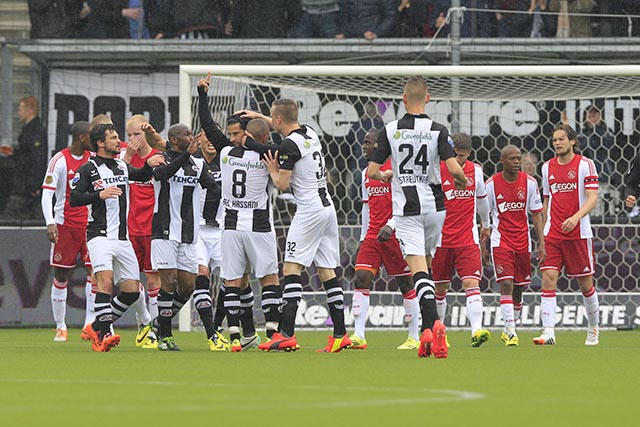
[[286, 241, 296, 256]]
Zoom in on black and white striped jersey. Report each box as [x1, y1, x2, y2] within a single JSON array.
[[198, 155, 223, 228], [278, 125, 333, 213], [220, 145, 273, 232], [70, 156, 153, 241], [371, 113, 455, 216], [152, 150, 219, 244]]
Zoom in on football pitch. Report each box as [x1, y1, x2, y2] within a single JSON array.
[[0, 329, 636, 426]]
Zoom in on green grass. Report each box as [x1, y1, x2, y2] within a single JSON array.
[[0, 329, 637, 426]]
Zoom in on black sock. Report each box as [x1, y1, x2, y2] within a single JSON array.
[[212, 284, 226, 333], [280, 275, 302, 337], [171, 290, 190, 317], [240, 286, 256, 336], [261, 285, 281, 339], [92, 292, 113, 335], [111, 291, 139, 323], [157, 289, 174, 339], [323, 277, 346, 337], [224, 286, 242, 341], [194, 275, 216, 339], [414, 271, 438, 331]]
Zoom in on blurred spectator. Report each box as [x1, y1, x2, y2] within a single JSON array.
[[231, 0, 302, 38], [128, 0, 150, 39], [346, 101, 385, 169], [549, 0, 593, 38], [521, 151, 539, 180], [0, 96, 47, 221], [396, 0, 428, 37], [430, 1, 494, 38], [27, 0, 85, 38], [173, 0, 231, 39], [289, 0, 343, 38], [495, 0, 532, 37], [143, 0, 174, 39], [344, 0, 396, 40], [576, 106, 616, 184], [76, 1, 133, 38]]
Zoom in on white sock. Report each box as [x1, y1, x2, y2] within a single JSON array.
[[402, 289, 420, 340], [540, 289, 557, 333], [465, 287, 483, 334], [435, 291, 447, 323], [84, 280, 96, 327], [148, 288, 159, 320], [131, 287, 151, 326], [352, 289, 370, 339], [500, 295, 515, 335], [582, 287, 599, 328], [514, 302, 522, 323], [51, 279, 67, 329]]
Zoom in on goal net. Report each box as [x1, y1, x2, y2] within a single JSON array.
[[179, 65, 640, 331]]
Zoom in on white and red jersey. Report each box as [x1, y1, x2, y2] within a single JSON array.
[[438, 160, 486, 248], [119, 142, 158, 236], [361, 159, 393, 240], [41, 148, 92, 229], [486, 171, 542, 252], [542, 154, 598, 240]]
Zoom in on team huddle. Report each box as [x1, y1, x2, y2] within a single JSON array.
[[41, 75, 601, 357]]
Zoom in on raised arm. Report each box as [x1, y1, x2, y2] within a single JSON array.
[[197, 73, 230, 152]]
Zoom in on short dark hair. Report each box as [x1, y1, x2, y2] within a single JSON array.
[[452, 133, 472, 151], [271, 99, 299, 123], [90, 123, 116, 151], [71, 121, 90, 140], [226, 114, 248, 129]]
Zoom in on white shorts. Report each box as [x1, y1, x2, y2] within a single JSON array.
[[151, 239, 199, 274], [284, 206, 340, 268], [197, 225, 222, 271], [220, 230, 278, 280], [395, 211, 445, 258], [87, 237, 140, 285]]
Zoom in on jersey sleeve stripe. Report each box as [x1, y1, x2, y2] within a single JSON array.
[[47, 152, 64, 173], [41, 185, 56, 190]]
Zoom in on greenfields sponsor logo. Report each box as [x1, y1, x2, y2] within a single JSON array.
[[393, 131, 401, 140], [222, 156, 228, 164]]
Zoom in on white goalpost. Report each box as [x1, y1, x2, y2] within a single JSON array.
[[178, 65, 640, 332]]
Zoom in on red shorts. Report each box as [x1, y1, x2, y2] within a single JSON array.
[[541, 237, 594, 277], [491, 246, 532, 285], [432, 245, 482, 284], [355, 236, 411, 277], [50, 224, 89, 268], [130, 234, 154, 273]]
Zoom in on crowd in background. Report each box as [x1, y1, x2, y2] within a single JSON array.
[[27, 0, 640, 40]]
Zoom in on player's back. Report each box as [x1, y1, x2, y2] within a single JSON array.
[[280, 125, 333, 213], [220, 145, 272, 232]]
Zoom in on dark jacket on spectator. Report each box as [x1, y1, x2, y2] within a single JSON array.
[[77, 0, 130, 38], [231, 0, 302, 38], [144, 0, 175, 38], [28, 0, 84, 38], [14, 117, 47, 197], [172, 0, 231, 38], [344, 0, 396, 38]]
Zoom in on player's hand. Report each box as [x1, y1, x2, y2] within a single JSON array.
[[100, 186, 122, 199], [146, 153, 166, 167], [46, 223, 58, 244], [139, 122, 157, 135], [128, 134, 145, 153], [379, 170, 393, 183], [480, 226, 491, 242], [536, 244, 546, 264], [187, 137, 200, 155], [197, 72, 211, 93], [625, 195, 637, 208], [233, 109, 262, 120], [560, 215, 578, 233], [377, 225, 393, 242], [454, 177, 468, 190], [262, 149, 280, 174]]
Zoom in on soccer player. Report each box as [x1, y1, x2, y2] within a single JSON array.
[[240, 100, 350, 353], [349, 130, 420, 350], [151, 123, 219, 351], [481, 144, 545, 347], [70, 123, 164, 352], [120, 114, 162, 348], [41, 121, 93, 341], [432, 133, 492, 348], [535, 124, 600, 346], [367, 76, 468, 359]]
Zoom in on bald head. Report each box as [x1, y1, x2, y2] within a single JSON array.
[[403, 76, 429, 106], [246, 118, 271, 144], [71, 121, 90, 139], [168, 123, 189, 140], [500, 144, 521, 159]]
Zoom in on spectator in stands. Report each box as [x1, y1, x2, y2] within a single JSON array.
[[521, 151, 540, 181], [128, 0, 150, 39], [289, 0, 344, 38], [344, 0, 396, 40], [430, 1, 495, 38], [173, 0, 231, 39], [0, 96, 47, 221], [143, 0, 174, 39], [549, 0, 593, 38], [577, 106, 616, 184], [76, 1, 136, 38], [231, 0, 302, 38], [27, 0, 85, 38], [495, 0, 532, 38], [396, 0, 429, 37]]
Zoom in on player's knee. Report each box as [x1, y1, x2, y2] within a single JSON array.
[[53, 267, 72, 282], [499, 280, 514, 295], [435, 282, 449, 294], [354, 270, 373, 290]]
